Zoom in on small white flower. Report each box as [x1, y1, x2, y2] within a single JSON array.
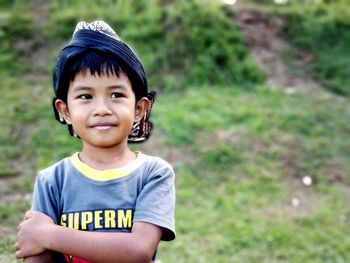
[[291, 197, 300, 207], [302, 176, 312, 186]]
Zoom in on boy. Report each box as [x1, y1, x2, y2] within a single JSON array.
[[16, 21, 176, 263]]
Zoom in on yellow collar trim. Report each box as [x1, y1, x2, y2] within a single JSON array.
[[70, 152, 145, 181]]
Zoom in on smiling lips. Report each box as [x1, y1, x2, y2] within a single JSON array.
[[90, 122, 117, 130]]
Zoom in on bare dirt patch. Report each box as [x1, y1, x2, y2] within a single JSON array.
[[262, 176, 325, 222], [231, 4, 328, 96], [284, 177, 324, 218], [15, 0, 52, 69]]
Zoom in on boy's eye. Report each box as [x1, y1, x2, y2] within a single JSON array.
[[111, 92, 123, 99], [78, 94, 92, 100]]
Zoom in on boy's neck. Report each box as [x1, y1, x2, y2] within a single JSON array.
[[78, 144, 137, 171]]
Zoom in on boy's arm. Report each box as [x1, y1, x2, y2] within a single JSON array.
[[16, 211, 162, 263]]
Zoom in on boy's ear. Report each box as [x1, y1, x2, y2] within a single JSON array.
[[55, 99, 72, 124], [135, 97, 149, 122]]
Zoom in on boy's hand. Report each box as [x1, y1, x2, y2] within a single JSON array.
[[23, 251, 56, 263], [16, 211, 54, 259]]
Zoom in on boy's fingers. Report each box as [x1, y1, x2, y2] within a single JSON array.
[[23, 211, 30, 220], [24, 210, 40, 220], [24, 210, 33, 219], [15, 249, 23, 259]]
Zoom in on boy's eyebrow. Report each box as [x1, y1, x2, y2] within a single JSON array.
[[71, 84, 129, 92], [71, 85, 93, 92], [107, 85, 129, 91]]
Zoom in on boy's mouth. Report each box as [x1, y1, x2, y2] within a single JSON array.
[[90, 122, 116, 130]]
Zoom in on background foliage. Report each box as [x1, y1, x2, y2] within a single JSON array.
[[49, 0, 265, 91]]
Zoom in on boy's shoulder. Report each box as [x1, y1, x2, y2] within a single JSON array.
[[141, 153, 174, 172], [36, 156, 73, 181]]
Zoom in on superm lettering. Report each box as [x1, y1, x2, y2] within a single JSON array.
[[60, 209, 134, 231]]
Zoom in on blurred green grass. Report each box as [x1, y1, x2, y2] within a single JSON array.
[[155, 87, 350, 262], [1, 0, 350, 262]]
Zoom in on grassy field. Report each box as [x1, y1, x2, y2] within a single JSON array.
[[1, 1, 350, 262]]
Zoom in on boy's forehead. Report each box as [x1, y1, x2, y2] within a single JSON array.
[[71, 70, 132, 88]]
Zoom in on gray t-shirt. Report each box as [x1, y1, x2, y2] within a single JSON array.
[[31, 152, 176, 241]]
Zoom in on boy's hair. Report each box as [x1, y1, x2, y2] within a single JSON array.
[[52, 21, 155, 142], [57, 50, 145, 103]]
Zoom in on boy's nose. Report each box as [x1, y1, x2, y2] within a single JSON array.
[[93, 99, 113, 116]]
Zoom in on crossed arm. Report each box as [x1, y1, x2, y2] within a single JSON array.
[[16, 211, 162, 263]]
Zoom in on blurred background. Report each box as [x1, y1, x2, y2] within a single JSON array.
[[0, 0, 349, 262]]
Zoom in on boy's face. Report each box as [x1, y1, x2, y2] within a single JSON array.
[[56, 70, 147, 149]]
